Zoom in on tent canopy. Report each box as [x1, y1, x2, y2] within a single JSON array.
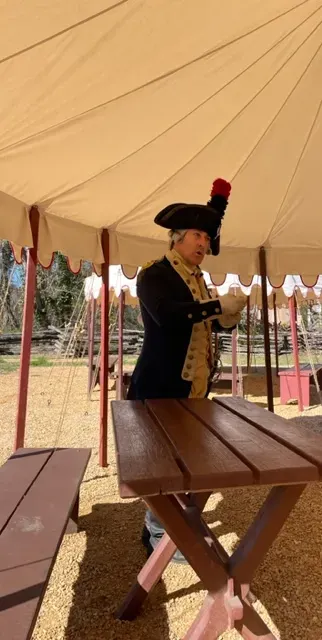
[[1, 1, 322, 277]]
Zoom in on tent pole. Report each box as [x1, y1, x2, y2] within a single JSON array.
[[14, 206, 39, 450], [87, 297, 97, 396], [117, 289, 125, 399], [289, 295, 304, 412], [231, 329, 237, 396], [100, 229, 109, 467], [246, 297, 251, 373], [273, 293, 279, 376], [259, 247, 274, 412]]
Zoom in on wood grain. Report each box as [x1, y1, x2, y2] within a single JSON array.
[[182, 399, 318, 484], [146, 399, 254, 491], [214, 396, 322, 477], [0, 448, 90, 640], [111, 401, 184, 497]]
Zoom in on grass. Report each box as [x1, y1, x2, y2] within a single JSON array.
[[30, 355, 53, 367], [0, 351, 318, 377], [0, 356, 19, 374], [0, 354, 54, 374]]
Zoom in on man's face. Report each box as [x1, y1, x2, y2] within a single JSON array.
[[174, 229, 211, 266]]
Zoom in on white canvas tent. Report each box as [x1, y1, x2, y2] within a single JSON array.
[[1, 1, 322, 279]]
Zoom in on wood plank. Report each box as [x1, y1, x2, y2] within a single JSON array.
[[108, 355, 118, 373], [182, 399, 318, 485], [279, 364, 322, 377], [0, 447, 90, 640], [214, 396, 322, 477], [111, 401, 184, 497], [146, 399, 254, 491], [0, 449, 53, 535]]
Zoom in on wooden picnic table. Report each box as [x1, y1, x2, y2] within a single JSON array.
[[111, 396, 322, 640]]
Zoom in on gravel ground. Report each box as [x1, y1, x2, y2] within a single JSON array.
[[1, 365, 322, 640]]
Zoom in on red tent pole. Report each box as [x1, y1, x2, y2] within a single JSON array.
[[273, 293, 279, 376], [232, 329, 237, 396], [117, 289, 125, 399], [14, 206, 40, 450], [246, 297, 251, 373], [87, 297, 97, 396], [259, 247, 274, 412], [289, 295, 304, 412], [99, 230, 109, 467]]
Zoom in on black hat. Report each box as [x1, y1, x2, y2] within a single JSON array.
[[154, 178, 231, 255]]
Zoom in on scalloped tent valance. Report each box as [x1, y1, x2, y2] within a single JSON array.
[[84, 270, 322, 310], [1, 2, 322, 277]]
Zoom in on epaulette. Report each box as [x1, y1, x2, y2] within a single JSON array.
[[141, 260, 156, 271]]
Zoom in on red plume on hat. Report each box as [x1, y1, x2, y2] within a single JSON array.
[[207, 178, 231, 219]]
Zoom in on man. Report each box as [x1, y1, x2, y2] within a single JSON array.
[[127, 178, 247, 561]]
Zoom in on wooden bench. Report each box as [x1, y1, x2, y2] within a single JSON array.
[[0, 447, 91, 640], [110, 370, 132, 399], [279, 364, 322, 407], [211, 371, 246, 393], [91, 355, 118, 388]]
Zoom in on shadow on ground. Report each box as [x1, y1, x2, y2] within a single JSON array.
[[170, 481, 322, 639], [65, 500, 171, 640]]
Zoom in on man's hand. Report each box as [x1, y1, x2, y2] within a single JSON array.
[[218, 311, 241, 329], [220, 293, 247, 316]]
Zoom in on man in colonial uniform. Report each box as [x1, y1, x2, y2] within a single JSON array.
[[127, 178, 247, 561]]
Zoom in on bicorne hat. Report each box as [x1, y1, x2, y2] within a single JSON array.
[[154, 178, 231, 255]]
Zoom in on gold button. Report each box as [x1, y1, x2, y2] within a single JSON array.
[[174, 260, 178, 265], [192, 288, 196, 293], [183, 372, 189, 378], [187, 364, 192, 370], [188, 313, 193, 319], [202, 310, 207, 316], [188, 355, 194, 360], [186, 279, 191, 284]]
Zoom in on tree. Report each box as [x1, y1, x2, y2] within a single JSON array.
[[0, 241, 25, 330], [35, 253, 92, 329]]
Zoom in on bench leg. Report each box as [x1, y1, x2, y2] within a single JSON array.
[[66, 493, 80, 534]]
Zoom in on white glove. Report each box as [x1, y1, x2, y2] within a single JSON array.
[[218, 311, 241, 329], [220, 293, 247, 316]]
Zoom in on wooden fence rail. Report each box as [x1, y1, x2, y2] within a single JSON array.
[[1, 327, 321, 357]]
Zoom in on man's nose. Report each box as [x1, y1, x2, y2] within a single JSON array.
[[198, 238, 208, 248]]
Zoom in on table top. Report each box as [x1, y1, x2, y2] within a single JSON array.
[[111, 397, 322, 498], [279, 364, 322, 377]]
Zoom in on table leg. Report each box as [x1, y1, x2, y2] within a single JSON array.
[[229, 484, 306, 585], [116, 492, 211, 621], [116, 533, 177, 620], [116, 484, 305, 639], [235, 599, 276, 640], [145, 494, 237, 640]]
